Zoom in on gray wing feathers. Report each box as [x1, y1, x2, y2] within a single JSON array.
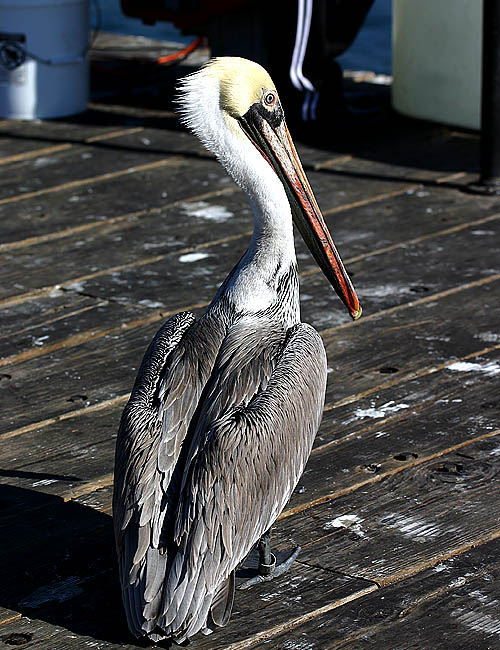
[[115, 313, 327, 643], [114, 310, 220, 638], [113, 311, 195, 535], [210, 571, 235, 627], [157, 321, 327, 641]]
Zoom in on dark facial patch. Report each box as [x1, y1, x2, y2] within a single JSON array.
[[243, 100, 284, 131]]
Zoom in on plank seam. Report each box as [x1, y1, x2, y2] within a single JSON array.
[[323, 184, 419, 216], [84, 126, 144, 143], [0, 157, 183, 207], [396, 568, 491, 619], [2, 441, 498, 647], [0, 300, 109, 343], [325, 340, 500, 412], [0, 186, 237, 253], [295, 560, 381, 588], [0, 126, 145, 168], [88, 100, 177, 119], [2, 274, 499, 377], [325, 540, 499, 650], [312, 154, 353, 170], [0, 613, 22, 628], [377, 528, 500, 589], [322, 272, 500, 337], [62, 473, 115, 502], [279, 428, 500, 520], [223, 529, 500, 650], [0, 153, 419, 252], [0, 181, 410, 253], [302, 210, 500, 278], [2, 298, 500, 439], [0, 395, 129, 441], [218, 585, 380, 650], [0, 143, 72, 165], [0, 233, 249, 309], [313, 394, 445, 455], [4, 180, 495, 301], [1, 205, 498, 313], [9, 430, 500, 525]]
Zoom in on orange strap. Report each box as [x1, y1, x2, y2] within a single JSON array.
[[156, 37, 201, 65]]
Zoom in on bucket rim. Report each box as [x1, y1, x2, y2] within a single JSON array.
[[0, 0, 87, 7]]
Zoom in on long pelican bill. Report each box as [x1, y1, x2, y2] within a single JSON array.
[[239, 110, 362, 321]]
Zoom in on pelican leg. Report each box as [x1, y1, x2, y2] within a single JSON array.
[[237, 531, 301, 590]]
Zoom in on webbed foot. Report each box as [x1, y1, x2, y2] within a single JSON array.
[[237, 530, 301, 590], [237, 545, 301, 590]]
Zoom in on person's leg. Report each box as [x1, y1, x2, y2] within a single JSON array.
[[205, 0, 376, 130]]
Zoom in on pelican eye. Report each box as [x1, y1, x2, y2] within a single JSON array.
[[263, 91, 276, 107]]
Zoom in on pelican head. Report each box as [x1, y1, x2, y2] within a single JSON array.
[[177, 57, 361, 320]]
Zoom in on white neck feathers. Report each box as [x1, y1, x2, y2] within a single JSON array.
[[177, 64, 298, 316]]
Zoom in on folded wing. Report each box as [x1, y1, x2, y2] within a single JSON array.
[[159, 320, 327, 642], [114, 314, 326, 642]]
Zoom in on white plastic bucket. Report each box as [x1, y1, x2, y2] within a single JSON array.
[[0, 0, 89, 119], [392, 0, 482, 130]]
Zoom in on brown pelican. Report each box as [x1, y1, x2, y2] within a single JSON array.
[[113, 57, 361, 644]]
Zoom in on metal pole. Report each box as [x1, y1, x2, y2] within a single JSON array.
[[476, 0, 500, 192]]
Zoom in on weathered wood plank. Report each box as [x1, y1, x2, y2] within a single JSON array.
[[3, 115, 478, 249], [0, 139, 72, 162], [0, 114, 147, 145], [316, 348, 500, 452], [2, 343, 499, 507], [2, 437, 497, 648], [275, 437, 500, 581], [0, 115, 342, 178], [7, 439, 495, 650], [0, 114, 176, 145], [0, 156, 183, 207], [322, 154, 457, 185], [0, 126, 145, 167], [99, 125, 467, 182], [334, 561, 500, 649], [246, 537, 500, 649], [288, 355, 500, 512], [1, 265, 498, 436], [2, 205, 498, 385], [300, 214, 500, 329], [221, 443, 500, 649], [3, 179, 497, 306], [0, 191, 254, 301], [0, 484, 374, 650], [0, 131, 174, 198], [0, 293, 149, 364], [0, 607, 21, 626], [1, 316, 498, 647], [0, 484, 127, 646], [0, 119, 421, 244], [320, 277, 500, 403], [0, 124, 206, 179], [0, 322, 496, 648], [2, 185, 497, 373], [0, 614, 61, 647], [4, 189, 495, 322], [0, 155, 230, 245], [331, 99, 480, 177]]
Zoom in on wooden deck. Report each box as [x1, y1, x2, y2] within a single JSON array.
[[1, 43, 500, 649]]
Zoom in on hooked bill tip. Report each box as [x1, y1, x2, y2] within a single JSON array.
[[351, 305, 362, 321]]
